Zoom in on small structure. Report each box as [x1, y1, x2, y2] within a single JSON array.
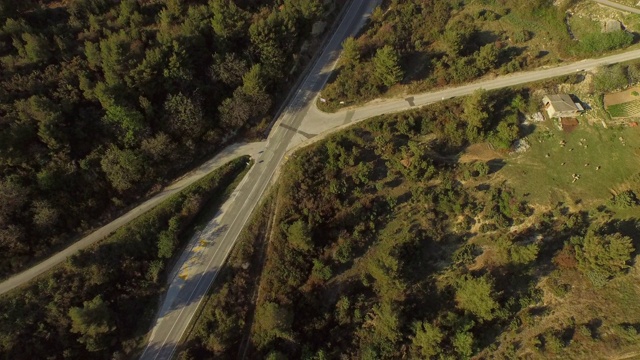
[[542, 94, 584, 118], [561, 118, 579, 132], [603, 19, 622, 33]]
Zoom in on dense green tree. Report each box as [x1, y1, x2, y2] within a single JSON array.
[[68, 295, 116, 352], [453, 330, 474, 359], [210, 0, 249, 41], [218, 86, 271, 130], [140, 132, 178, 163], [287, 219, 313, 251], [99, 30, 133, 86], [455, 274, 500, 321], [462, 89, 493, 141], [475, 43, 499, 72], [100, 145, 145, 192], [157, 229, 177, 259], [412, 321, 443, 358], [253, 302, 294, 349], [21, 33, 50, 63], [249, 11, 295, 80], [241, 64, 267, 95], [163, 92, 205, 140], [341, 36, 360, 68], [103, 104, 147, 146], [31, 200, 60, 229], [575, 232, 634, 280], [0, 178, 29, 223], [373, 45, 403, 87], [211, 52, 248, 88], [366, 301, 402, 353], [14, 95, 67, 151], [443, 20, 476, 56]]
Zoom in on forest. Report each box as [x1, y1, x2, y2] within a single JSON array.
[[0, 0, 331, 277], [319, 0, 636, 110], [183, 85, 640, 359], [0, 155, 250, 359]]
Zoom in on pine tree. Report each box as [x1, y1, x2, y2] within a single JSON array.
[[373, 45, 403, 87]]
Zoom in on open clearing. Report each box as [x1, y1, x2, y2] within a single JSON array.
[[500, 118, 640, 207]]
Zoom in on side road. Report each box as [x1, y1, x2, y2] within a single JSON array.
[[0, 141, 266, 296], [593, 0, 640, 14], [4, 16, 640, 299]]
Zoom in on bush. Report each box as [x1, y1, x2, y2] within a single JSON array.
[[455, 274, 500, 321], [594, 64, 629, 92], [312, 259, 333, 281], [572, 31, 633, 56], [544, 332, 565, 353], [574, 232, 634, 284], [609, 190, 639, 209]]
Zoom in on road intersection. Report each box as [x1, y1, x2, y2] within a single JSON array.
[[2, 0, 640, 358], [139, 1, 381, 359], [141, 26, 640, 360]]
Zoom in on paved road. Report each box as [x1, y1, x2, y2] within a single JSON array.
[[140, 11, 640, 360], [593, 0, 640, 14], [292, 49, 640, 145], [0, 142, 266, 296], [139, 1, 380, 359], [3, 0, 640, 353]]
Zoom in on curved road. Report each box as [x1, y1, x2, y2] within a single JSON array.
[[140, 18, 640, 360]]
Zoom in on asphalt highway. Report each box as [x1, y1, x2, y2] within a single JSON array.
[[138, 1, 381, 359], [145, 6, 640, 360], [0, 142, 266, 296], [2, 0, 640, 356]]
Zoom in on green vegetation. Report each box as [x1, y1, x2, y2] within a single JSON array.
[[606, 100, 640, 118], [203, 86, 640, 359], [0, 0, 334, 278], [178, 189, 278, 359], [0, 156, 250, 359], [594, 63, 640, 93], [571, 31, 634, 56], [501, 121, 640, 206], [320, 0, 638, 110]]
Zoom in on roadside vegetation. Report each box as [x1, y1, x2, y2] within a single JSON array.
[[0, 0, 335, 278], [237, 86, 640, 358], [0, 156, 250, 359], [177, 190, 277, 360], [319, 0, 639, 111]]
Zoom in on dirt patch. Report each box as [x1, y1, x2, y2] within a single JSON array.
[[562, 118, 579, 132], [459, 143, 504, 163], [604, 86, 640, 107]]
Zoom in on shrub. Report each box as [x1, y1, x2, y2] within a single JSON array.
[[609, 190, 638, 209], [544, 332, 565, 353], [312, 259, 333, 281], [574, 232, 634, 284], [572, 31, 633, 56], [287, 220, 313, 252], [594, 64, 629, 92], [455, 274, 500, 321]]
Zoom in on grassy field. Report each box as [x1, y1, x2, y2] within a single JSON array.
[[500, 119, 640, 208]]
